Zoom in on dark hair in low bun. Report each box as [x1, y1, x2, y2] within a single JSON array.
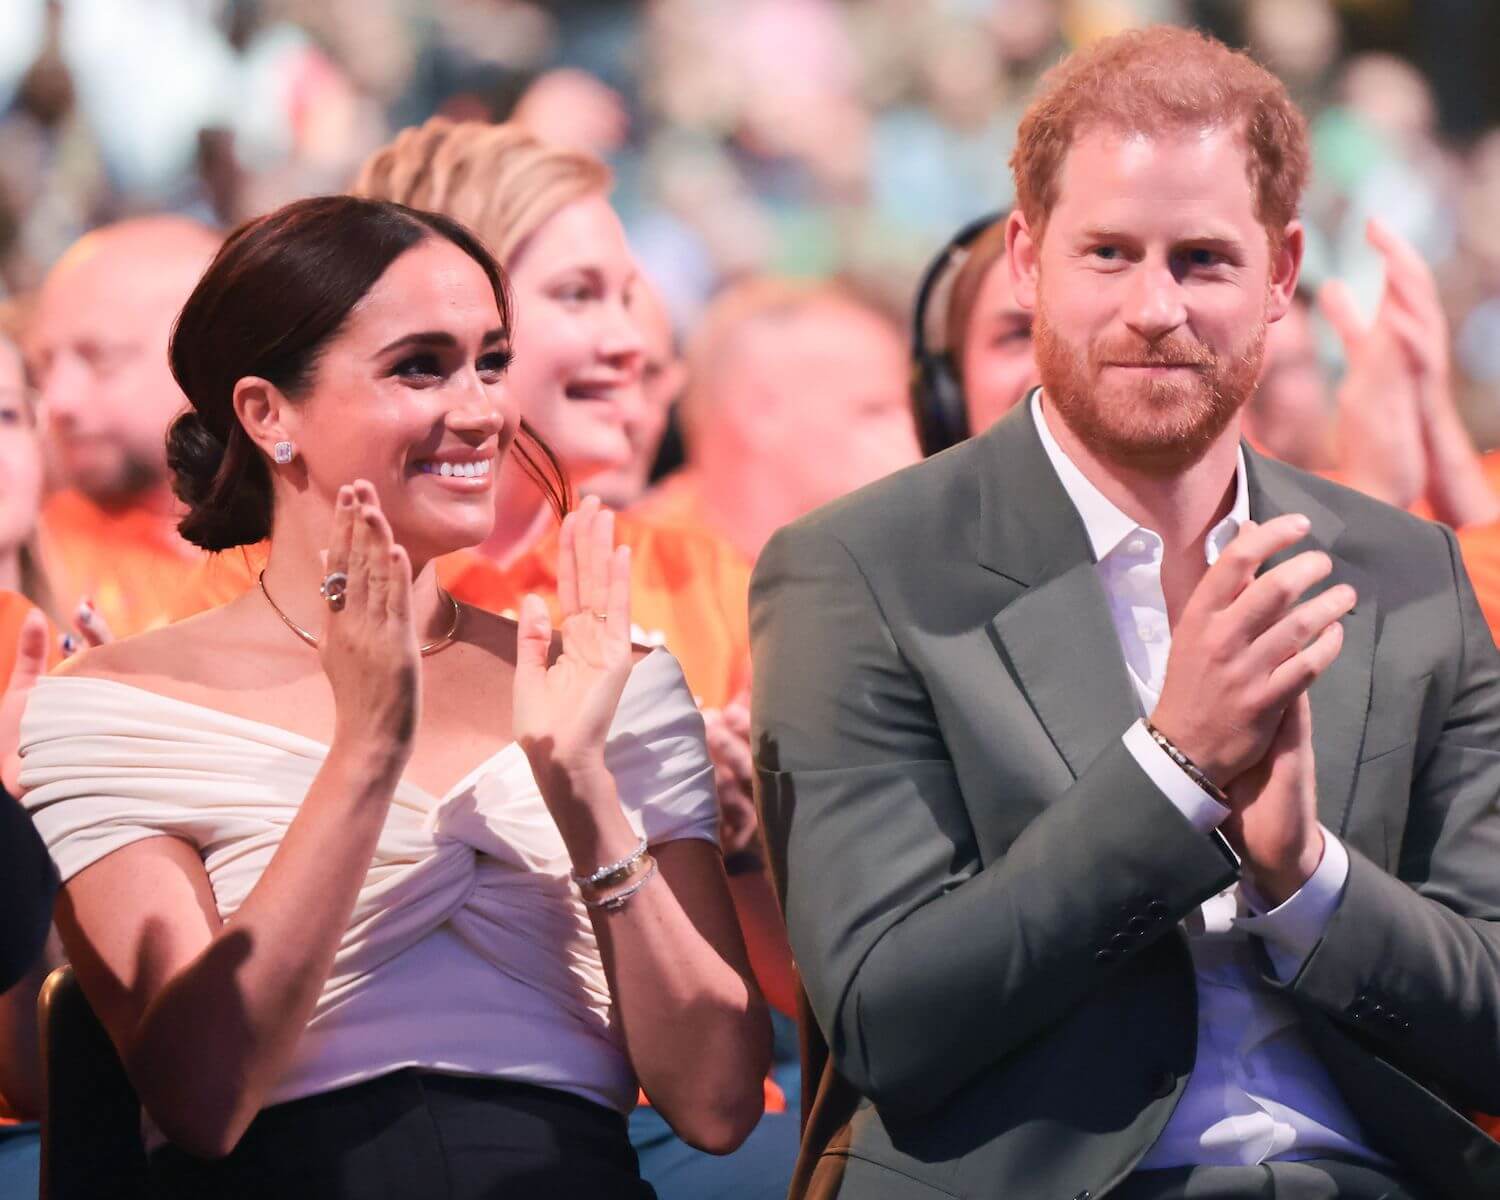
[[167, 194, 569, 550], [165, 407, 270, 551]]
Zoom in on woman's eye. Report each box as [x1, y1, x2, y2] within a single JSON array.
[[393, 354, 442, 379], [553, 283, 595, 305], [477, 350, 513, 375]]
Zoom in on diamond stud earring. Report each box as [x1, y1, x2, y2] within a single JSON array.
[[273, 441, 296, 465]]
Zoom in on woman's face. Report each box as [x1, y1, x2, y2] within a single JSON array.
[[277, 238, 518, 566], [503, 193, 646, 481], [959, 255, 1039, 434], [0, 338, 44, 559]]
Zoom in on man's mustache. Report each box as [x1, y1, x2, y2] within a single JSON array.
[[1091, 337, 1216, 369]]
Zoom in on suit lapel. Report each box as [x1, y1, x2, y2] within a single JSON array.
[[991, 563, 1142, 779], [976, 406, 1141, 780], [1246, 452, 1377, 835], [973, 411, 1378, 821]]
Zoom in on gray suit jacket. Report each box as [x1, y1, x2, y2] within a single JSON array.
[[750, 405, 1500, 1200]]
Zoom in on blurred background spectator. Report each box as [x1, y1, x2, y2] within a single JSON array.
[[2, 2, 1500, 1191], [0, 0, 1495, 450]]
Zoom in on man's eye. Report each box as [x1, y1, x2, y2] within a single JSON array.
[[1187, 249, 1220, 267], [1093, 246, 1120, 261], [393, 354, 442, 378]]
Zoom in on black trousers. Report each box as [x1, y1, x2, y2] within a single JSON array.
[[148, 1069, 657, 1199]]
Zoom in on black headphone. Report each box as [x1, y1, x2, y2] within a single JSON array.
[[909, 211, 1006, 457]]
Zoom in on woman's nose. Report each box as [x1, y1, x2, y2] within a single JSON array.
[[598, 300, 646, 376]]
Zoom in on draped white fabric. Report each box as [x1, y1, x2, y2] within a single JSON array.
[[18, 648, 719, 1120]]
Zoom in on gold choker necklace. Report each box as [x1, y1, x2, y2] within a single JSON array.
[[258, 571, 461, 656]]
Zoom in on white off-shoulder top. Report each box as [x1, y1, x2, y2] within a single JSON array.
[[18, 648, 718, 1135]]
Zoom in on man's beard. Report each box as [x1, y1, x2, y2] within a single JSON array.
[[70, 445, 163, 508], [1033, 299, 1266, 476]]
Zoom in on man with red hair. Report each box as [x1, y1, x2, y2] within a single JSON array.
[[754, 26, 1500, 1200]]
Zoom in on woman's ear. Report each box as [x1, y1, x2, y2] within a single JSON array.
[[233, 376, 298, 464]]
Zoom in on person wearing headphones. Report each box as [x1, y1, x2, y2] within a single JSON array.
[[909, 211, 1039, 457]]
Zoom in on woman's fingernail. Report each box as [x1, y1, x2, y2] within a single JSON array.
[[60, 634, 78, 654]]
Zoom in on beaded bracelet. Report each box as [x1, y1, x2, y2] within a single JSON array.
[[572, 836, 649, 892], [1143, 721, 1231, 806], [583, 855, 659, 912]]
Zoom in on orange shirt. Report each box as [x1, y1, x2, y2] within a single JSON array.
[[167, 542, 267, 621], [629, 470, 708, 535], [40, 491, 206, 638], [441, 512, 751, 709]]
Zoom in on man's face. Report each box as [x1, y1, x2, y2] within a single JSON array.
[[27, 243, 206, 503], [752, 302, 919, 512], [1009, 125, 1300, 474]]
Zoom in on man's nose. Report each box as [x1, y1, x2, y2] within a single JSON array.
[[38, 355, 90, 428], [1121, 264, 1188, 343]]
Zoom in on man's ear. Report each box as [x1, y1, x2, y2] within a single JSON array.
[[232, 376, 298, 461], [1265, 221, 1305, 324], [1007, 210, 1040, 312]]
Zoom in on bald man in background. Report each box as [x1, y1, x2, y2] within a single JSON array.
[[26, 217, 220, 637], [635, 280, 921, 564]]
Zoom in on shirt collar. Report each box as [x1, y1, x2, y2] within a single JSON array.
[[1030, 390, 1249, 566]]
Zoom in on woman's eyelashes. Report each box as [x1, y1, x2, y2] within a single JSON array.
[[477, 349, 514, 376], [391, 352, 442, 380], [389, 348, 513, 383]]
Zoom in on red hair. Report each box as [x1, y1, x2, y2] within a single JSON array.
[[1011, 26, 1309, 246]]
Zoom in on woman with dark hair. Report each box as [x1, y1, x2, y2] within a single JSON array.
[[15, 195, 769, 1197]]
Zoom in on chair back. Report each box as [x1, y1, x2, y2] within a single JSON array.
[[37, 965, 149, 1199]]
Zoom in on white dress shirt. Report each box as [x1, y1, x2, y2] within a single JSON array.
[[1031, 393, 1382, 1169]]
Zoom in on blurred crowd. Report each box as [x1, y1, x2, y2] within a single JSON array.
[[1, 0, 1498, 436], [1, 1, 1500, 1197]]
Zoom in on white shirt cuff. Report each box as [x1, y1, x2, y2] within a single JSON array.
[[1121, 720, 1230, 834], [1236, 827, 1349, 980]]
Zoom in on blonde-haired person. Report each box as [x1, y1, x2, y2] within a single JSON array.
[[353, 116, 799, 1200], [0, 320, 73, 793]]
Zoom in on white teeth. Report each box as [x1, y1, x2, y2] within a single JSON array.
[[418, 458, 491, 477]]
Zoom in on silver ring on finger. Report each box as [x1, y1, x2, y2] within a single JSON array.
[[320, 571, 349, 613]]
